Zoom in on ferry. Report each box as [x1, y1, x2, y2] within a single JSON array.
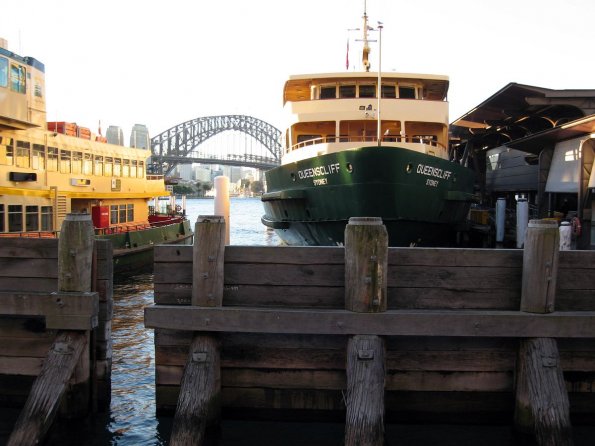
[[261, 9, 477, 246], [0, 38, 192, 274]]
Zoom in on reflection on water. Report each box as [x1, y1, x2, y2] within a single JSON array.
[[109, 274, 164, 445]]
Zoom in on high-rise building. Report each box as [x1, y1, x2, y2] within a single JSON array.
[[130, 124, 150, 149], [106, 125, 124, 146]]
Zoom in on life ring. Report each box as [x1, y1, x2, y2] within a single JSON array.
[[571, 216, 582, 237]]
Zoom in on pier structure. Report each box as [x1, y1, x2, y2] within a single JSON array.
[[146, 216, 595, 445], [0, 215, 113, 445]]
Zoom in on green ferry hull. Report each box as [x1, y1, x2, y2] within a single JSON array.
[[98, 219, 193, 276], [262, 146, 476, 246]]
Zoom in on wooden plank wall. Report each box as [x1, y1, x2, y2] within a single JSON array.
[[153, 245, 595, 421], [0, 238, 113, 411]]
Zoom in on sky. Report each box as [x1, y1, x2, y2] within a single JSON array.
[[1, 0, 593, 142]]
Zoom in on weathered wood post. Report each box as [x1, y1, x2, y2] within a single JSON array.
[[514, 219, 573, 446], [170, 215, 225, 446], [8, 213, 94, 446], [344, 217, 387, 446]]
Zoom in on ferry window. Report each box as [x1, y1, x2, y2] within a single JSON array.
[[359, 85, 376, 98], [110, 205, 118, 224], [26, 205, 39, 231], [32, 144, 46, 170], [113, 158, 122, 177], [381, 84, 396, 98], [72, 151, 82, 174], [297, 135, 321, 145], [0, 57, 7, 88], [60, 150, 71, 173], [16, 141, 31, 168], [94, 155, 104, 176], [123, 159, 130, 177], [398, 86, 416, 99], [0, 137, 14, 165], [104, 157, 113, 176], [47, 147, 58, 171], [130, 160, 138, 178], [83, 153, 92, 175], [41, 206, 53, 231], [138, 161, 145, 178], [8, 205, 23, 232], [339, 85, 356, 98], [127, 204, 134, 221], [10, 63, 26, 94], [119, 204, 127, 223], [320, 86, 336, 99], [0, 204, 4, 232]]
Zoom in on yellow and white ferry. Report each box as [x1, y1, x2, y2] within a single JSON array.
[[0, 38, 192, 274]]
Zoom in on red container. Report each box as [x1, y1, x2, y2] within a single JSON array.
[[92, 206, 110, 229]]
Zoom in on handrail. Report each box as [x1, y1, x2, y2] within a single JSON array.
[[288, 135, 446, 153]]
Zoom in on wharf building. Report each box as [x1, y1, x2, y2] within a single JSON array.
[[450, 83, 595, 249]]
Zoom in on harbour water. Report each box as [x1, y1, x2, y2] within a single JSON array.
[[4, 197, 594, 445]]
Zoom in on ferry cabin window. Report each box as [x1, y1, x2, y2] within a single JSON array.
[[16, 141, 31, 168], [47, 147, 58, 171], [41, 206, 53, 231], [297, 135, 321, 145], [32, 144, 45, 170], [0, 205, 4, 232], [26, 205, 38, 231], [138, 161, 145, 178], [94, 155, 104, 176], [127, 204, 133, 221], [381, 84, 396, 98], [398, 86, 416, 99], [110, 205, 118, 225], [0, 137, 14, 165], [60, 150, 71, 173], [113, 158, 122, 177], [0, 57, 8, 88], [123, 159, 130, 177], [119, 204, 126, 223], [72, 151, 82, 174], [83, 153, 92, 175], [359, 85, 376, 98], [104, 157, 113, 176], [10, 63, 26, 94], [130, 160, 138, 178], [8, 205, 23, 232], [339, 85, 356, 98], [320, 86, 336, 99]]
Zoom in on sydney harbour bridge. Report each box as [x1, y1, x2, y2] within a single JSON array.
[[149, 115, 283, 176]]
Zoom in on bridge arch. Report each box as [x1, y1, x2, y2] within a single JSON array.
[[150, 115, 283, 175]]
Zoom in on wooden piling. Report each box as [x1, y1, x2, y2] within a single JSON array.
[[8, 213, 94, 446], [521, 219, 559, 314], [170, 215, 225, 445], [514, 219, 573, 445], [344, 217, 387, 446]]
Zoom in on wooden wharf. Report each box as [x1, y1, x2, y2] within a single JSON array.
[[0, 214, 113, 445], [147, 216, 595, 446]]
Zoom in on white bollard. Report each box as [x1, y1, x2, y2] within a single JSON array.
[[496, 197, 506, 243], [214, 176, 230, 245], [559, 221, 572, 251], [516, 198, 529, 248]]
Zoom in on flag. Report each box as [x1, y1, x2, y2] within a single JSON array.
[[346, 38, 349, 70]]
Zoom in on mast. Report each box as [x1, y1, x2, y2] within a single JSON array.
[[361, 2, 371, 72]]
